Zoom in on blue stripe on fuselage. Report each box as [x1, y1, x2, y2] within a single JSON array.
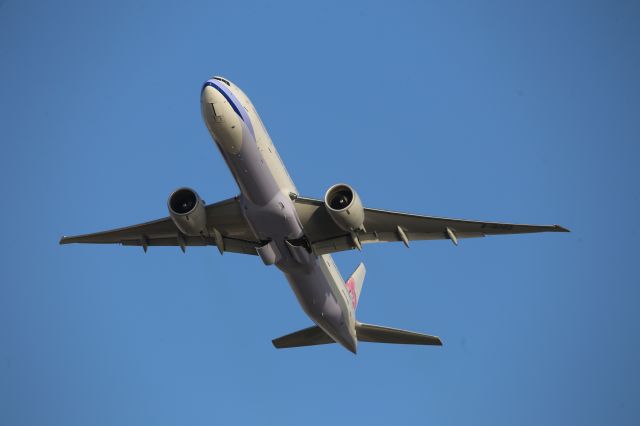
[[201, 80, 255, 138]]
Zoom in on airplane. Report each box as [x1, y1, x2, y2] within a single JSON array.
[[60, 76, 569, 354]]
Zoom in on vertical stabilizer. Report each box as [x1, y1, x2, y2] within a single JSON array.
[[345, 262, 366, 310]]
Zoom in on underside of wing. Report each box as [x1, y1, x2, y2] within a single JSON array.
[[294, 196, 569, 255], [60, 196, 260, 255]]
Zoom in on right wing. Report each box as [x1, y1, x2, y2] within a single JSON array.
[[294, 196, 569, 255], [59, 196, 260, 255]]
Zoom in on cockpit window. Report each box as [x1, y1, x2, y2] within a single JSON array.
[[213, 77, 231, 86]]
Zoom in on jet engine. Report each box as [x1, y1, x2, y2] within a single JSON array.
[[168, 187, 208, 236], [324, 183, 365, 232]]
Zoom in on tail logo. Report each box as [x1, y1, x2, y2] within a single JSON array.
[[345, 277, 357, 309]]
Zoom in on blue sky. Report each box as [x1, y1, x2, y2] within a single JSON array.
[[1, 1, 639, 425]]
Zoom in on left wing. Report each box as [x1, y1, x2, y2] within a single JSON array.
[[294, 196, 569, 255], [60, 196, 260, 255]]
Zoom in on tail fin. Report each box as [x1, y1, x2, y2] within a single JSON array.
[[345, 262, 366, 310]]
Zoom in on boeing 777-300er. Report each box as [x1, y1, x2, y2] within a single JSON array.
[[60, 76, 569, 353]]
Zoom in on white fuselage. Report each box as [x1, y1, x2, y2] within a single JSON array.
[[200, 76, 357, 352]]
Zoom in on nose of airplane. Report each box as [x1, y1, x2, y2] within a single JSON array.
[[200, 79, 244, 155], [201, 82, 221, 105]]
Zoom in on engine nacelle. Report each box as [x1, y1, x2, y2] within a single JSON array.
[[168, 187, 207, 236], [324, 183, 365, 232]]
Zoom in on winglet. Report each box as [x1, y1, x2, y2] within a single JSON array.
[[554, 225, 570, 232]]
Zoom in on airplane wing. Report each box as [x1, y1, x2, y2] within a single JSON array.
[[59, 196, 260, 255], [293, 196, 569, 255]]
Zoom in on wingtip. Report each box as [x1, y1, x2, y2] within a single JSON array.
[[59, 236, 76, 245], [554, 225, 571, 232]]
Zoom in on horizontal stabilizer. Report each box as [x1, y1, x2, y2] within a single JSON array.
[[356, 322, 442, 346], [272, 325, 334, 349], [272, 322, 442, 350]]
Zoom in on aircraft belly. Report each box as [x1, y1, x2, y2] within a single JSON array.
[[243, 196, 355, 350]]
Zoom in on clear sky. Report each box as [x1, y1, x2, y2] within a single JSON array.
[[1, 1, 639, 425]]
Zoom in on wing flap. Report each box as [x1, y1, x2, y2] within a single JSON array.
[[119, 236, 259, 255]]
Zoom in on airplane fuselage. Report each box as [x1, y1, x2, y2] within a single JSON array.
[[201, 77, 357, 352]]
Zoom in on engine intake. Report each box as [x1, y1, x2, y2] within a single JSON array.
[[324, 183, 365, 232], [168, 187, 207, 236]]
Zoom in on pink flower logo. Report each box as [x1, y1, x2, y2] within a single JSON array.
[[345, 277, 357, 309]]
